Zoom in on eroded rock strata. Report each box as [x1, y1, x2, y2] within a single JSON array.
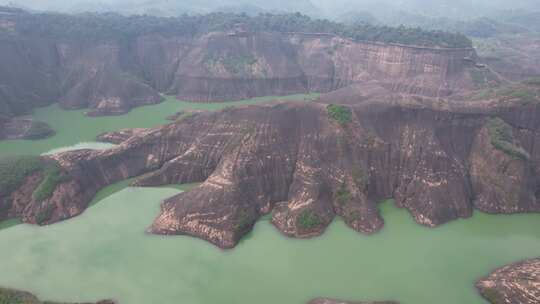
[[0, 287, 115, 304], [0, 287, 395, 304], [0, 9, 479, 120], [476, 258, 540, 304], [0, 116, 54, 140], [1, 90, 540, 248]]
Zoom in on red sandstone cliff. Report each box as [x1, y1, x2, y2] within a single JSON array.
[[0, 29, 478, 118]]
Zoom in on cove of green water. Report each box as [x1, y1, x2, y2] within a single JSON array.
[[0, 94, 318, 157], [0, 183, 538, 304]]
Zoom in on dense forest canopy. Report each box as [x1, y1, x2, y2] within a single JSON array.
[[4, 10, 472, 48], [1, 0, 538, 20]]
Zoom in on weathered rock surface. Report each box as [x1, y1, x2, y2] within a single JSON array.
[[0, 116, 54, 140], [96, 128, 148, 144], [0, 10, 477, 121], [476, 258, 540, 304], [2, 91, 540, 248], [0, 287, 397, 304], [308, 299, 398, 304], [0, 286, 115, 304]]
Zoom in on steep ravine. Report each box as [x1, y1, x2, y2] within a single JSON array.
[[1, 97, 539, 249]]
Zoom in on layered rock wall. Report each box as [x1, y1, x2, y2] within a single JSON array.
[[0, 24, 476, 118]]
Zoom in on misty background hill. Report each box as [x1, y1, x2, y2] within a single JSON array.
[[0, 0, 318, 16], [1, 0, 538, 19], [1, 0, 539, 40]]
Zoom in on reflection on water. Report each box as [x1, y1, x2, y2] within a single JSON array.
[[0, 182, 538, 304]]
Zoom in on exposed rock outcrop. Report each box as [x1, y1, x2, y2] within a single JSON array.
[[477, 34, 540, 82], [308, 299, 398, 304], [476, 258, 540, 304], [96, 128, 148, 144], [2, 92, 540, 248], [0, 286, 115, 304]]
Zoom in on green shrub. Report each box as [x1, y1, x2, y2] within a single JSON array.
[[508, 90, 536, 104], [32, 163, 66, 202], [524, 77, 540, 87], [469, 69, 487, 87], [0, 286, 90, 304], [234, 209, 252, 232], [327, 104, 352, 125], [0, 156, 41, 197], [35, 204, 55, 225], [205, 54, 257, 74], [352, 167, 368, 189], [13, 11, 472, 48], [497, 87, 538, 105], [336, 183, 351, 205], [297, 210, 321, 229], [221, 55, 257, 74], [0, 287, 39, 304], [487, 118, 530, 160]]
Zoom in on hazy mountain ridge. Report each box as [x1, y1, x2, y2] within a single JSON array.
[[1, 0, 319, 16]]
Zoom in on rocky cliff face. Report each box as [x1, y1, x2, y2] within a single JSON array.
[[2, 91, 540, 248], [0, 11, 477, 120], [476, 258, 540, 304]]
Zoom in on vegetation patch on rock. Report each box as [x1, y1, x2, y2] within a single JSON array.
[[497, 87, 538, 105], [327, 104, 352, 125], [297, 210, 322, 229], [32, 162, 67, 202], [205, 54, 258, 74], [336, 183, 352, 205], [487, 118, 530, 160], [234, 209, 253, 233], [524, 77, 540, 87], [0, 156, 65, 201], [0, 156, 41, 197], [0, 287, 38, 304], [469, 82, 539, 105]]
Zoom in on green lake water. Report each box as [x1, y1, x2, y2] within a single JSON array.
[[0, 94, 317, 157], [0, 94, 539, 304]]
